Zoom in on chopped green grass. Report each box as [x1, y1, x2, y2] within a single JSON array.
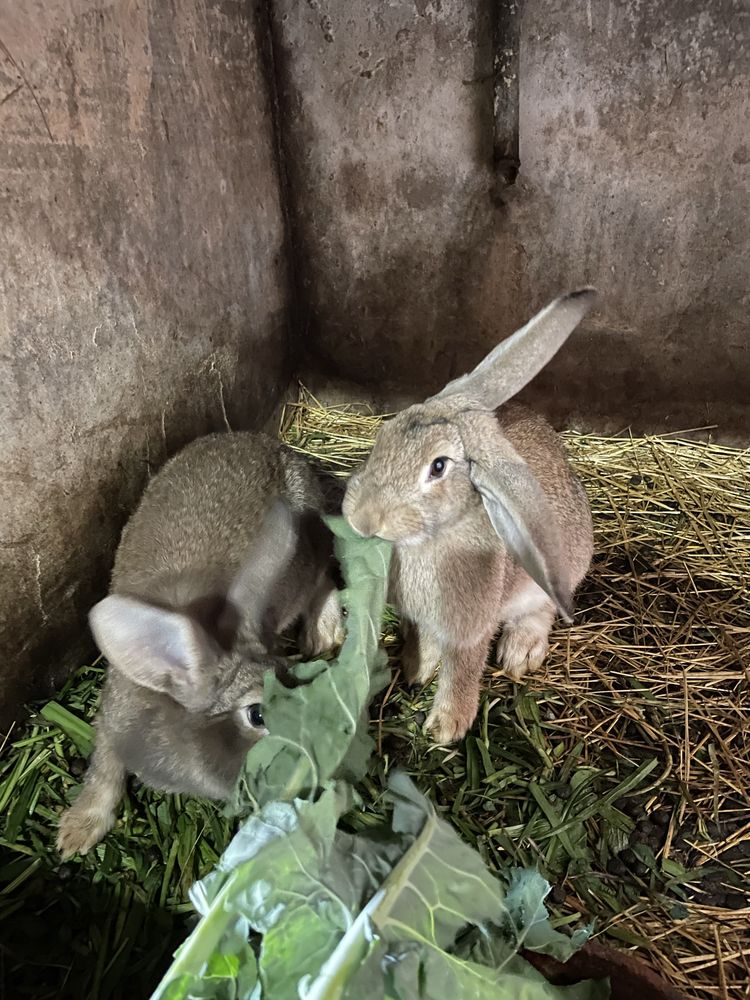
[[0, 661, 235, 1000]]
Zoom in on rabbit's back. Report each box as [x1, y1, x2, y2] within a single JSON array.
[[112, 432, 322, 604]]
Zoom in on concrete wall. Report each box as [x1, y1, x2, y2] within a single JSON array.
[[273, 0, 749, 437], [0, 0, 291, 720]]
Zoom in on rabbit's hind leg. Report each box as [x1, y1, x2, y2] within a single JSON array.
[[496, 581, 556, 682]]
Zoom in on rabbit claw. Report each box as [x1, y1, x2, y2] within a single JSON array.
[[425, 704, 473, 745], [57, 801, 116, 860], [497, 624, 549, 681]]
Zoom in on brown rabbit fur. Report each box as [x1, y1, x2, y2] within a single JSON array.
[[57, 432, 343, 859], [342, 290, 596, 744]]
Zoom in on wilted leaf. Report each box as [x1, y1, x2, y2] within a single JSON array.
[[501, 869, 593, 962], [155, 783, 404, 1000], [346, 775, 605, 1000]]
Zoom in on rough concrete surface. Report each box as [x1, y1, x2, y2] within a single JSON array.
[[0, 0, 291, 720], [273, 0, 749, 436]]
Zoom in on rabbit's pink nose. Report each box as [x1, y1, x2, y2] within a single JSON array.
[[348, 508, 384, 539]]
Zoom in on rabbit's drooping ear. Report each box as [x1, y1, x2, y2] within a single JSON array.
[[226, 499, 300, 628], [89, 595, 219, 710], [429, 288, 597, 412], [469, 461, 574, 622]]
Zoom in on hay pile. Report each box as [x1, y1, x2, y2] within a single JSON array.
[[0, 386, 747, 1000], [282, 388, 750, 1000]]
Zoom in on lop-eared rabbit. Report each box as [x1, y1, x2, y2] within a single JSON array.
[[57, 432, 343, 859], [343, 290, 596, 744]]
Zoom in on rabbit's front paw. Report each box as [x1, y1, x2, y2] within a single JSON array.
[[302, 591, 345, 658], [57, 801, 116, 860], [497, 624, 549, 681], [425, 704, 474, 744]]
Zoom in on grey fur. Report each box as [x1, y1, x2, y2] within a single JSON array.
[[57, 432, 343, 858], [342, 292, 596, 744]]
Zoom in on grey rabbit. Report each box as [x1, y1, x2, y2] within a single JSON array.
[[57, 432, 344, 859], [342, 289, 597, 744]]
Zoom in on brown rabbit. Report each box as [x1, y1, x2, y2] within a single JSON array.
[[57, 432, 343, 859], [342, 290, 596, 744]]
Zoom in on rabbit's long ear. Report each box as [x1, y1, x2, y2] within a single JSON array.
[[89, 596, 218, 710], [430, 288, 596, 412], [469, 460, 574, 622], [226, 499, 299, 632]]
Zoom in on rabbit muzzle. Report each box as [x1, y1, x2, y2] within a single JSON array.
[[347, 504, 385, 539], [346, 499, 427, 545]]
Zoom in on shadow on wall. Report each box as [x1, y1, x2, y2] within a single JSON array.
[[0, 0, 291, 721], [303, 228, 503, 391]]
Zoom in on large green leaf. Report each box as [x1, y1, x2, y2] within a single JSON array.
[[336, 774, 606, 1000], [381, 946, 608, 1000], [374, 772, 510, 947], [229, 518, 392, 812], [153, 783, 403, 1000], [154, 776, 606, 1000]]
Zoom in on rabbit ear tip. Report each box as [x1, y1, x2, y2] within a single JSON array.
[[566, 286, 597, 302]]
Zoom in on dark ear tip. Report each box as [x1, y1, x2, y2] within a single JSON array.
[[566, 286, 597, 303]]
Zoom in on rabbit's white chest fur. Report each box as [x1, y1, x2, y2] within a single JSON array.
[[389, 516, 514, 648]]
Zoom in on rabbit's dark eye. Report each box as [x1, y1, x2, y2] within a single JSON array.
[[246, 704, 265, 728], [428, 457, 449, 480]]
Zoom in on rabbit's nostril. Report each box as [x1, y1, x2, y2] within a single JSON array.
[[350, 508, 383, 539]]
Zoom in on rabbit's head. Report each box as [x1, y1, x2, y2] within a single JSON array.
[[343, 408, 477, 545], [342, 289, 597, 620], [89, 501, 300, 798]]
